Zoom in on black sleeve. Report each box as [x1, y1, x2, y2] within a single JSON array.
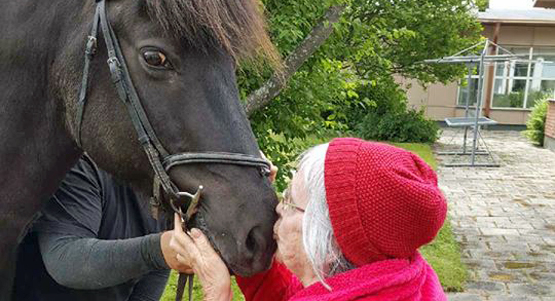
[[37, 232, 169, 290], [128, 269, 171, 301], [33, 156, 103, 238], [33, 157, 169, 290]]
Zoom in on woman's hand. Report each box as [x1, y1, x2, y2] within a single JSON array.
[[260, 151, 278, 184], [160, 230, 193, 274], [170, 214, 232, 301]]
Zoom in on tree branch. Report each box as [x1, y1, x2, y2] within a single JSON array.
[[244, 5, 346, 116]]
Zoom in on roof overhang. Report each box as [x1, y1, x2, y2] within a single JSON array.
[[479, 19, 555, 25], [479, 9, 555, 25]]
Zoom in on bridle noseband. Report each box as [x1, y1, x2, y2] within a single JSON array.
[[76, 1, 270, 299]]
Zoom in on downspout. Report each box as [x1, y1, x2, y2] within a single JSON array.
[[484, 22, 501, 117]]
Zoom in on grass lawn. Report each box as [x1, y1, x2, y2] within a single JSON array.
[[390, 142, 438, 170], [162, 141, 467, 299], [161, 273, 245, 301], [392, 142, 467, 292], [420, 219, 467, 292]]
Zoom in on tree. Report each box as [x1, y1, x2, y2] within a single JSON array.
[[244, 5, 346, 117], [240, 0, 482, 188], [475, 0, 490, 11]]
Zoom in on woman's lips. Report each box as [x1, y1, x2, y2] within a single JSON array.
[[273, 223, 279, 240]]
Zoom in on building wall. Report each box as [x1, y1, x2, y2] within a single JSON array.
[[545, 100, 555, 138], [544, 100, 555, 150], [403, 24, 555, 125], [535, 0, 555, 9]]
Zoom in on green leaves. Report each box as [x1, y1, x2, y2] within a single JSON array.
[[474, 0, 489, 11], [524, 99, 549, 147], [241, 0, 481, 187]]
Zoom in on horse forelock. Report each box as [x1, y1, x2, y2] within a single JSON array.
[[144, 0, 280, 67]]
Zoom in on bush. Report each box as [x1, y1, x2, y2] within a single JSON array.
[[347, 80, 440, 144], [527, 90, 553, 109], [356, 109, 440, 143], [492, 91, 524, 108], [524, 98, 549, 146]]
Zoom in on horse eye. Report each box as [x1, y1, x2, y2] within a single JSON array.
[[143, 51, 169, 68]]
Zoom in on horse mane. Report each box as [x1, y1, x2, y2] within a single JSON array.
[[145, 0, 280, 67]]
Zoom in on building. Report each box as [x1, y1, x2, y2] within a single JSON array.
[[402, 2, 555, 125], [535, 0, 555, 9]]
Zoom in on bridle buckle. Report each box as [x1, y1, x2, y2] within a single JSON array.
[[107, 56, 120, 71], [85, 36, 97, 58]]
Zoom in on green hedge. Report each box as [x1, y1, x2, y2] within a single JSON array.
[[345, 80, 440, 144], [524, 99, 549, 146], [356, 109, 440, 144]]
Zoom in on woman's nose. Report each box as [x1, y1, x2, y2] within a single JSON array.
[[276, 202, 283, 216]]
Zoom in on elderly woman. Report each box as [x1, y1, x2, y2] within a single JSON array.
[[170, 138, 448, 300]]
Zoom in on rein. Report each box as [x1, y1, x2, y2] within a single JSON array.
[[75, 1, 271, 300]]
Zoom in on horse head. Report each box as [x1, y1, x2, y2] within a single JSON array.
[[55, 0, 280, 276]]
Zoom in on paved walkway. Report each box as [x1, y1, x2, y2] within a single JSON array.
[[436, 129, 555, 301]]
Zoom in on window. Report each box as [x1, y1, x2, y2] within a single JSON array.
[[457, 78, 479, 107], [457, 65, 482, 107], [456, 46, 555, 110], [492, 47, 532, 109], [492, 46, 555, 109], [528, 48, 555, 108]]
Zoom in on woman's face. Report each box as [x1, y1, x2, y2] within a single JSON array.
[[273, 171, 312, 278]]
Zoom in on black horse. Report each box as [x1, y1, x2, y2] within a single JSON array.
[[0, 0, 280, 299]]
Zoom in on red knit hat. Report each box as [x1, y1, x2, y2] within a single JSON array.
[[324, 138, 447, 267]]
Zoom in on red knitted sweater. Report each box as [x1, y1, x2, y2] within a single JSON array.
[[236, 252, 446, 301]]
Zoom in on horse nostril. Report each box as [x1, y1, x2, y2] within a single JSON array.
[[245, 227, 259, 256], [233, 218, 277, 275]]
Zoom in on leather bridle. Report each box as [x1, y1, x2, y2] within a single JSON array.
[[75, 1, 271, 299]]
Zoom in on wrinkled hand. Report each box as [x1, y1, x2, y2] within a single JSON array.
[[161, 230, 193, 274], [260, 151, 278, 184], [170, 214, 232, 301]]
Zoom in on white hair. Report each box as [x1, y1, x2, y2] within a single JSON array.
[[297, 143, 354, 289]]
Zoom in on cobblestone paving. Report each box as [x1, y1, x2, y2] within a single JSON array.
[[436, 129, 555, 301]]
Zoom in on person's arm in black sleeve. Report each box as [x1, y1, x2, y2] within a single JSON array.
[[37, 232, 168, 289], [128, 269, 171, 301], [33, 157, 169, 289]]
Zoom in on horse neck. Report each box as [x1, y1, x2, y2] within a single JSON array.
[[0, 99, 81, 301], [0, 0, 85, 225], [0, 93, 82, 224]]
